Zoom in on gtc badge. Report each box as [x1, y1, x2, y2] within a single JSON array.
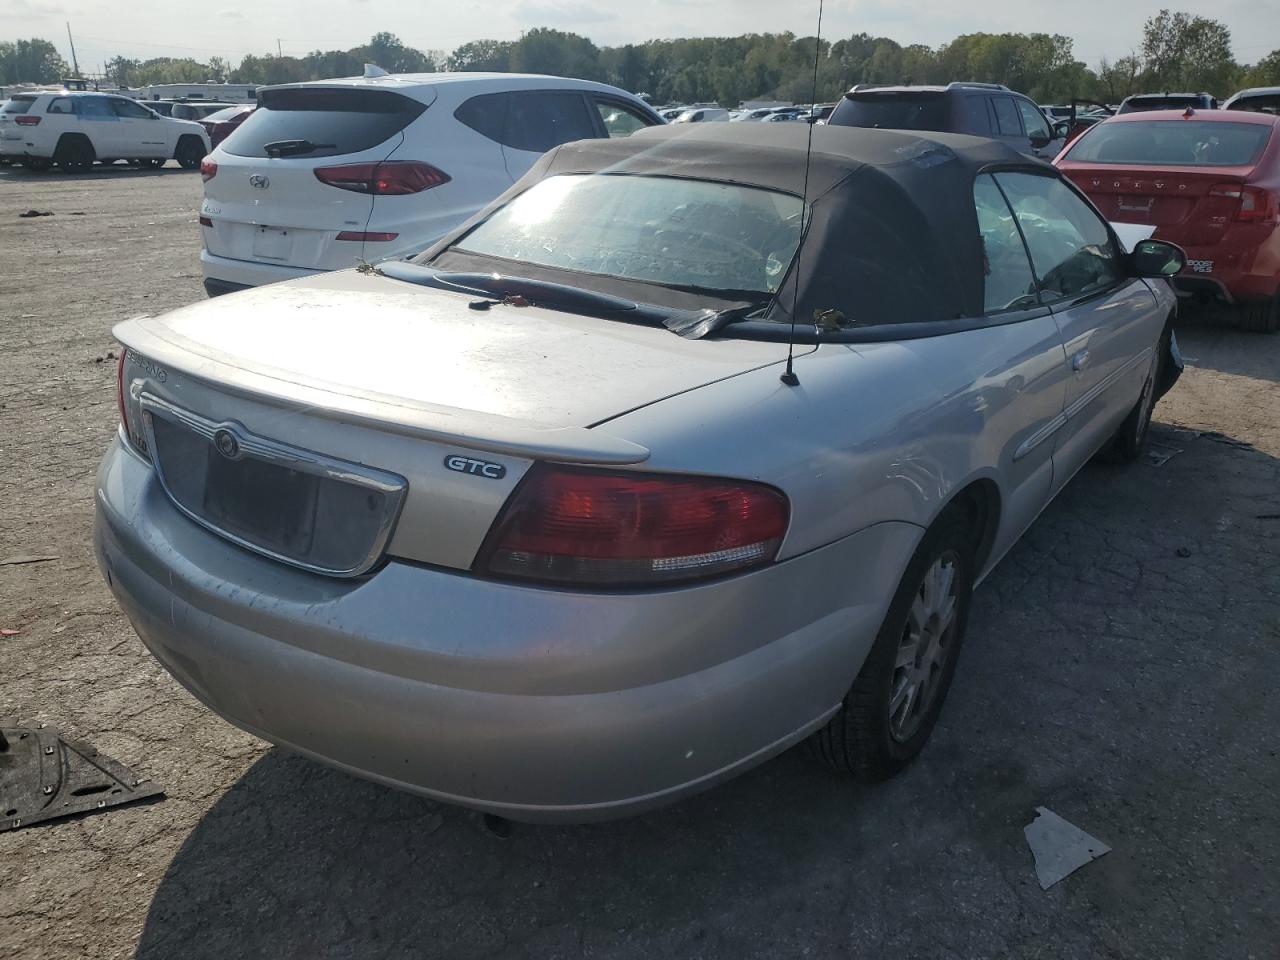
[[249, 174, 270, 189], [444, 454, 506, 480]]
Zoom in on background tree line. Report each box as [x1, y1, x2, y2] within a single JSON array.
[[3, 11, 1278, 106]]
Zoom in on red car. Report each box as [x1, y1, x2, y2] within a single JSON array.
[[1056, 108, 1280, 332], [199, 105, 254, 149]]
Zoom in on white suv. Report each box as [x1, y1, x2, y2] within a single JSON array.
[[198, 72, 662, 295], [0, 91, 209, 172]]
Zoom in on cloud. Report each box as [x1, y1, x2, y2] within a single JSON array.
[[219, 9, 244, 18], [511, 0, 618, 28]]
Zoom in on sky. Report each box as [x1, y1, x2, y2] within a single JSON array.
[[5, 0, 1277, 74]]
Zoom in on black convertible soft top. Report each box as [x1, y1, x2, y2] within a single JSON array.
[[421, 122, 1055, 333]]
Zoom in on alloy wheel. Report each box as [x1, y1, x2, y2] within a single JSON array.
[[888, 551, 961, 742]]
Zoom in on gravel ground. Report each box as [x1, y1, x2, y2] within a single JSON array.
[[1, 164, 1278, 960]]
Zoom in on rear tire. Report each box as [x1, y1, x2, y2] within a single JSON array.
[[54, 135, 95, 173], [807, 507, 976, 780], [1238, 292, 1280, 334], [174, 136, 205, 169]]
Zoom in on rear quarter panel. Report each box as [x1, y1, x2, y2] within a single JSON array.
[[598, 316, 1072, 580]]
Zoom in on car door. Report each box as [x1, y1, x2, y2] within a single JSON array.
[[971, 173, 1070, 556], [497, 90, 598, 181], [989, 96, 1031, 156], [109, 96, 167, 158], [74, 95, 124, 156], [992, 170, 1162, 492], [1015, 97, 1064, 160]]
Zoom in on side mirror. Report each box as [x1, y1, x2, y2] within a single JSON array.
[[1029, 132, 1051, 149], [1130, 239, 1186, 278]]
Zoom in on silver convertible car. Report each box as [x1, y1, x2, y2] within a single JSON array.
[[96, 124, 1185, 821]]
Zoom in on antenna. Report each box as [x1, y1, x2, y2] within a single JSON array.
[[780, 0, 824, 388], [66, 22, 80, 76]]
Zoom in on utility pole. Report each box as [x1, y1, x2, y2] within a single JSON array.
[[276, 38, 282, 58], [66, 22, 80, 76]]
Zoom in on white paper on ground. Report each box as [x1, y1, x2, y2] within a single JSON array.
[[1024, 806, 1112, 890]]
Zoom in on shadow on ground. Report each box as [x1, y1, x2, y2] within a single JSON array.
[[134, 424, 1280, 960]]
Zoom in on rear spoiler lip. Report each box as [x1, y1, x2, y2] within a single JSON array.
[[113, 317, 651, 466]]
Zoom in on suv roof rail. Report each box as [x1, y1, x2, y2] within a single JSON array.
[[946, 81, 1011, 91]]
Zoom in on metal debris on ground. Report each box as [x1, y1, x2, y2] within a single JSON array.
[[1024, 806, 1111, 890], [1, 629, 18, 637], [1146, 442, 1183, 466], [0, 720, 165, 832], [18, 210, 54, 218], [0, 555, 60, 566]]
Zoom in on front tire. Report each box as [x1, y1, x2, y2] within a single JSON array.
[[174, 136, 205, 169], [1104, 323, 1168, 463], [807, 508, 976, 780]]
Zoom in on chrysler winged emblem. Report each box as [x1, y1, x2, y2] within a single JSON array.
[[249, 174, 270, 189]]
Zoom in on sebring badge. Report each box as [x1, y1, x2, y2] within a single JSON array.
[[249, 174, 270, 189], [444, 454, 506, 480]]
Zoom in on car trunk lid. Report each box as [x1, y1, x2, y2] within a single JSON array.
[[114, 271, 789, 574], [1062, 165, 1253, 246]]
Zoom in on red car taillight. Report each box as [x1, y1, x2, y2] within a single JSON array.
[[15, 115, 40, 126], [1209, 183, 1279, 224], [313, 161, 450, 195], [200, 157, 217, 181], [477, 464, 790, 587]]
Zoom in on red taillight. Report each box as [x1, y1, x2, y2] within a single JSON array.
[[334, 230, 398, 242], [314, 161, 450, 196], [116, 349, 150, 457], [15, 115, 40, 126], [478, 465, 790, 586], [199, 215, 213, 227], [1209, 183, 1278, 223], [200, 157, 217, 181]]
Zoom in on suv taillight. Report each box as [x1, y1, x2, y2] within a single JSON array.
[[15, 115, 40, 126], [477, 465, 789, 587], [313, 161, 450, 195], [1209, 183, 1279, 223], [200, 157, 217, 181]]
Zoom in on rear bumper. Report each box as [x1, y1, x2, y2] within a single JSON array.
[[95, 436, 919, 822], [1171, 239, 1280, 304], [200, 248, 319, 292]]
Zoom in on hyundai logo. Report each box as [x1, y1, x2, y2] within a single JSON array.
[[249, 174, 270, 189], [213, 428, 242, 460]]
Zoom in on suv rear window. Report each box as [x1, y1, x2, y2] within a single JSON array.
[[220, 88, 427, 159], [2, 96, 36, 114], [1066, 120, 1272, 167], [829, 94, 950, 132], [1118, 96, 1211, 114]]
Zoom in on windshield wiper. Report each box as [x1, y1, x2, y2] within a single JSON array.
[[263, 139, 336, 157], [377, 262, 765, 338]]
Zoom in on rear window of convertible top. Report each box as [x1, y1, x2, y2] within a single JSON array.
[[219, 88, 426, 160]]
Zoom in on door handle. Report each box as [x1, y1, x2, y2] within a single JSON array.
[[1071, 349, 1091, 372]]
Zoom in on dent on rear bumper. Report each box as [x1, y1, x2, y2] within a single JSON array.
[[95, 438, 921, 821]]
